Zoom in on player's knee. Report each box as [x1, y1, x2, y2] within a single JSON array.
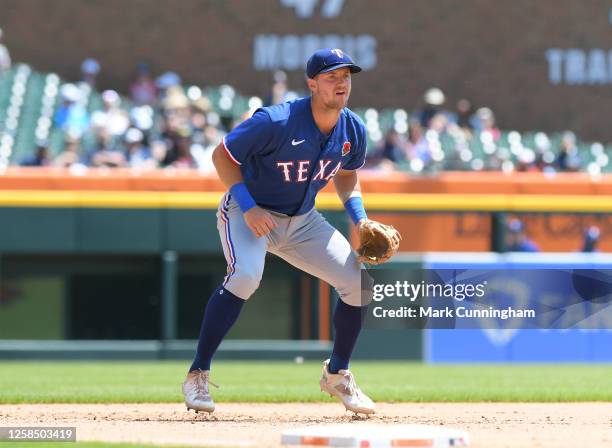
[[232, 264, 264, 299], [240, 274, 262, 298], [336, 283, 370, 306], [335, 272, 366, 307], [337, 288, 364, 307]]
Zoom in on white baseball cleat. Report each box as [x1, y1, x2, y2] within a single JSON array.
[[319, 359, 375, 415], [182, 369, 217, 413]]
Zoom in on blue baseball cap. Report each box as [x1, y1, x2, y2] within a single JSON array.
[[306, 48, 362, 79]]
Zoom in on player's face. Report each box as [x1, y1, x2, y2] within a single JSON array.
[[310, 67, 352, 110]]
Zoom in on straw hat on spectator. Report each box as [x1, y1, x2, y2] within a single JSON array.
[[192, 96, 212, 113], [163, 88, 189, 110]]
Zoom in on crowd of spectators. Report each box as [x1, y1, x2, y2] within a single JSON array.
[[1, 38, 607, 250], [364, 87, 597, 174], [12, 56, 305, 172], [19, 57, 238, 172], [0, 32, 605, 174]]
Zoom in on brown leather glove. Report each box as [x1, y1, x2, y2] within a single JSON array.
[[356, 219, 402, 265]]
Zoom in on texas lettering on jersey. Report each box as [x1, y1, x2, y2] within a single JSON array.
[[222, 97, 367, 216], [276, 159, 342, 183]]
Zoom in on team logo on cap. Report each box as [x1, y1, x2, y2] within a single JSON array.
[[331, 49, 344, 58], [342, 141, 351, 156]]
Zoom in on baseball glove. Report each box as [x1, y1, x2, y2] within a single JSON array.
[[356, 219, 402, 265]]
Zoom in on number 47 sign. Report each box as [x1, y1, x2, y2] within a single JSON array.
[[281, 0, 345, 19]]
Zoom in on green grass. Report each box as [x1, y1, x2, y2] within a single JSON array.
[[0, 361, 610, 403]]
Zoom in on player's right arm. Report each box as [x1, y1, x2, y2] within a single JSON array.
[[211, 143, 277, 238]]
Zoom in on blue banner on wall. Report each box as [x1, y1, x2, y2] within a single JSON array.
[[426, 329, 612, 362], [420, 253, 612, 362]]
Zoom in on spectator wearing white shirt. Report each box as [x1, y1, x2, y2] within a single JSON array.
[[91, 90, 130, 137], [0, 27, 12, 73]]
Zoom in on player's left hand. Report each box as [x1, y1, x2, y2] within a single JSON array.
[[243, 206, 278, 238]]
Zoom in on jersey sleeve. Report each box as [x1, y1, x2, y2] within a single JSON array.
[[342, 120, 367, 170], [222, 110, 274, 165]]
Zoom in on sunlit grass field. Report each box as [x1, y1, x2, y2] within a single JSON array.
[[1, 361, 610, 403]]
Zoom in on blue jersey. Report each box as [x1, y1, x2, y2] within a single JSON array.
[[508, 239, 540, 252], [222, 97, 367, 216]]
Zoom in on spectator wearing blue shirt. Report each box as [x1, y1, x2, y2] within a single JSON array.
[[54, 84, 89, 138], [507, 218, 540, 252], [580, 226, 601, 253], [20, 141, 50, 167]]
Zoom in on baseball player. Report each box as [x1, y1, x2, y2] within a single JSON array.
[[183, 48, 399, 416]]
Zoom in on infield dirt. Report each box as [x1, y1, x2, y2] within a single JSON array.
[[2, 403, 610, 447]]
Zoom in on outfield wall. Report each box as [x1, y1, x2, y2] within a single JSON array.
[[1, 168, 611, 253], [2, 252, 611, 361], [0, 170, 610, 360]]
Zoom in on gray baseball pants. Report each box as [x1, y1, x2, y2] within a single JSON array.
[[217, 193, 363, 306]]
